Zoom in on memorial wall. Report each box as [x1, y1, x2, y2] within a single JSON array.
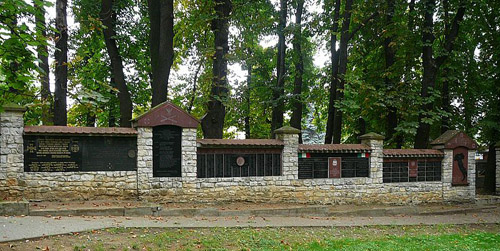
[[0, 103, 479, 203]]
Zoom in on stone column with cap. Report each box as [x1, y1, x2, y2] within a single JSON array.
[[496, 141, 500, 195], [274, 126, 300, 180], [359, 133, 384, 184], [0, 104, 26, 200]]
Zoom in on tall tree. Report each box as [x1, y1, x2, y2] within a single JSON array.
[[383, 0, 398, 146], [325, 0, 377, 144], [331, 0, 353, 144], [53, 0, 68, 125], [201, 0, 232, 138], [271, 0, 287, 135], [290, 0, 305, 142], [148, 0, 174, 107], [324, 0, 341, 144], [100, 0, 133, 127], [414, 0, 466, 148], [34, 0, 53, 125]]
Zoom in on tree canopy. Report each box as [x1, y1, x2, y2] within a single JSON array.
[[1, 0, 498, 151]]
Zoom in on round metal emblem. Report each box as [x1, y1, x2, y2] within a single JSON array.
[[128, 150, 136, 158], [70, 143, 80, 153], [236, 156, 245, 166]]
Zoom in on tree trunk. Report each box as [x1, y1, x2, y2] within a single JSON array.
[[187, 61, 203, 113], [484, 144, 497, 193], [148, 0, 174, 107], [271, 0, 287, 136], [53, 0, 68, 126], [100, 0, 133, 127], [384, 0, 398, 146], [245, 65, 251, 139], [34, 0, 53, 125], [415, 0, 465, 148], [201, 0, 232, 139], [324, 0, 341, 144], [332, 0, 353, 144], [441, 69, 451, 134], [290, 0, 304, 143]]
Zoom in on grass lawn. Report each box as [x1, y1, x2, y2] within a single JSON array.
[[1, 224, 499, 250]]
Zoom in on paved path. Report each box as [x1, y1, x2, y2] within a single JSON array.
[[1, 207, 499, 242]]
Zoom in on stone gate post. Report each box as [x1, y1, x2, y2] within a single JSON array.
[[274, 126, 300, 180], [0, 104, 26, 200], [359, 133, 384, 184]]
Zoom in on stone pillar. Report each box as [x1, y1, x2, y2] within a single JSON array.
[[359, 133, 384, 184], [496, 142, 500, 195], [0, 104, 26, 200], [136, 127, 153, 197], [181, 128, 197, 181], [274, 126, 300, 180]]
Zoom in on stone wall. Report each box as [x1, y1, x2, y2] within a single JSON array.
[[0, 107, 478, 204], [21, 171, 137, 200], [0, 107, 25, 200], [137, 129, 444, 205]]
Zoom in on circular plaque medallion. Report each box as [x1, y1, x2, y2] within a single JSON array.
[[236, 156, 245, 166], [128, 150, 136, 158]]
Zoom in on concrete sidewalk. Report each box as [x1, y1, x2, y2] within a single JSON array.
[[1, 206, 499, 242]]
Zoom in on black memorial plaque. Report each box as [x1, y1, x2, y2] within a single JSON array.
[[153, 125, 182, 177], [24, 135, 137, 172], [24, 136, 82, 172]]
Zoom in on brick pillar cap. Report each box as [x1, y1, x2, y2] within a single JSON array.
[[274, 126, 301, 134], [2, 104, 26, 112], [359, 132, 385, 140]]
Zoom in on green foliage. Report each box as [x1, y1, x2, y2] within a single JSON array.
[[0, 0, 498, 147]]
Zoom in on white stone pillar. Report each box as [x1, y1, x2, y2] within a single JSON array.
[[496, 142, 500, 195], [359, 133, 384, 184], [274, 126, 300, 180], [0, 105, 26, 200], [181, 128, 197, 181], [136, 127, 153, 197]]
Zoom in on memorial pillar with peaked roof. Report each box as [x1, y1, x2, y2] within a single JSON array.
[[132, 102, 199, 200], [431, 130, 477, 202]]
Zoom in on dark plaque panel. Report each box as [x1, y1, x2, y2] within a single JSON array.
[[452, 146, 469, 186], [153, 125, 182, 177], [24, 135, 137, 172], [298, 153, 369, 179], [82, 137, 137, 171]]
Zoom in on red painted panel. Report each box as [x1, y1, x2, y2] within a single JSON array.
[[136, 102, 199, 128], [452, 147, 469, 186], [328, 157, 341, 178], [445, 132, 477, 150], [409, 160, 418, 178]]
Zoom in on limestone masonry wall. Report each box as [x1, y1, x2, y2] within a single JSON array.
[[0, 107, 481, 204]]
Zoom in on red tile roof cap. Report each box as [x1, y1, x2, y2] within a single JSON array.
[[197, 139, 284, 147], [298, 144, 371, 153], [24, 126, 137, 135], [383, 149, 444, 157]]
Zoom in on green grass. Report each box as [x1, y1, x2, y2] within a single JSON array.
[[125, 225, 500, 250], [4, 224, 499, 251]]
